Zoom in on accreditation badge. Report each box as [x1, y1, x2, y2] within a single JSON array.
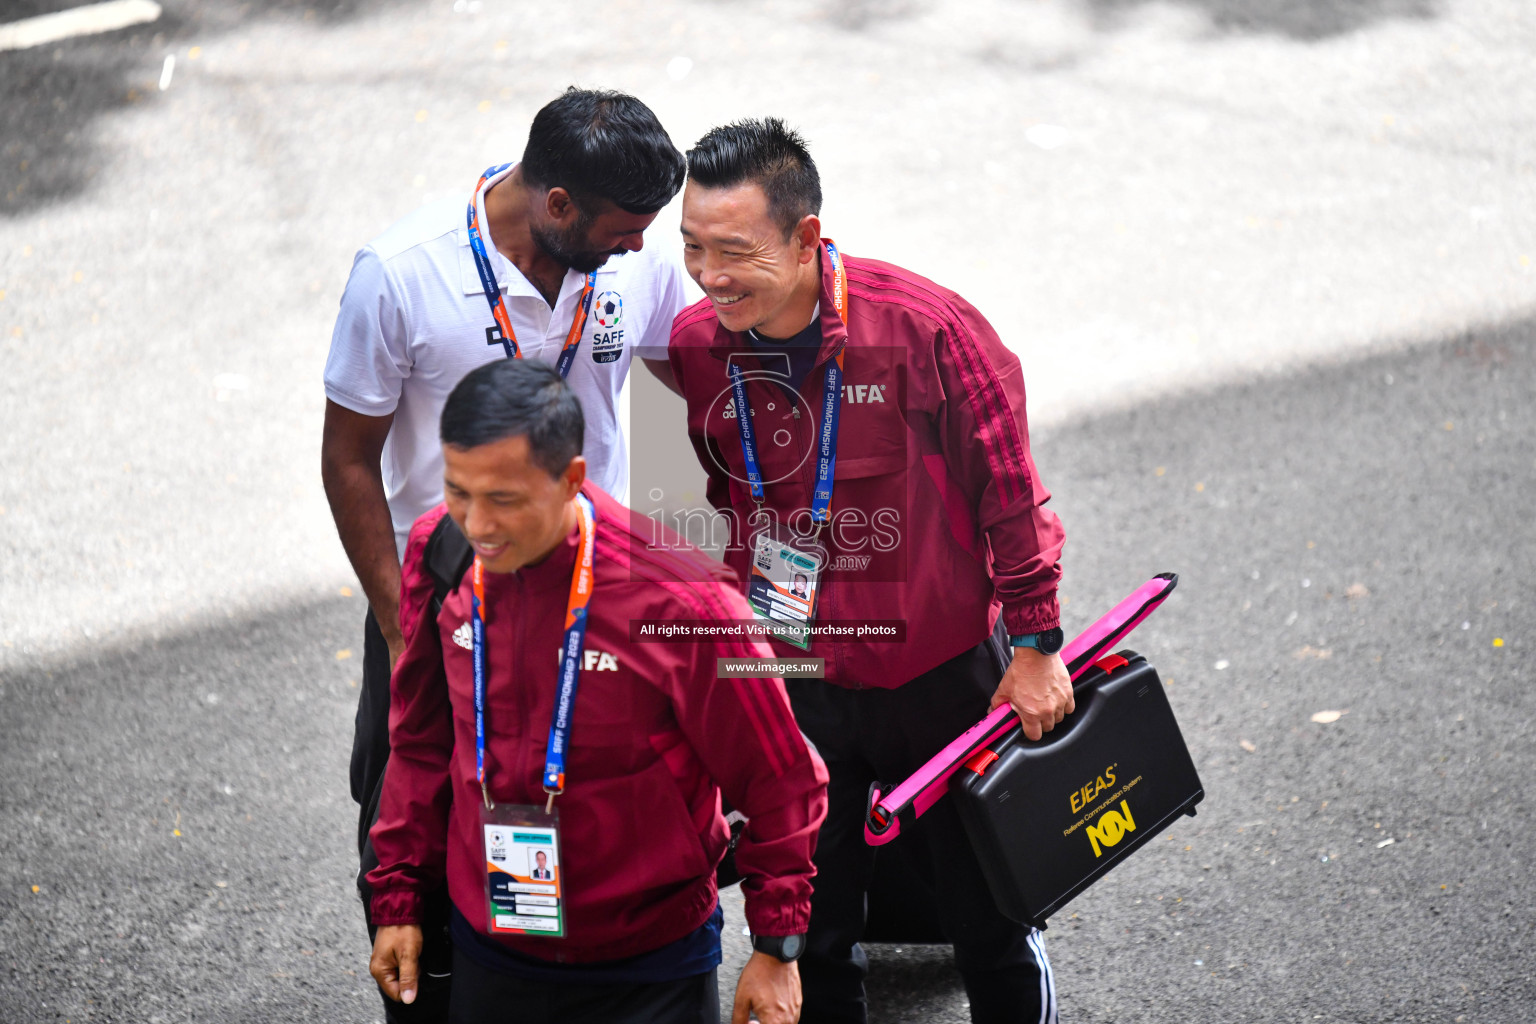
[[746, 527, 824, 651], [480, 803, 565, 937]]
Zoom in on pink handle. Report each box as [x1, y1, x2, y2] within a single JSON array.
[[864, 574, 1178, 846]]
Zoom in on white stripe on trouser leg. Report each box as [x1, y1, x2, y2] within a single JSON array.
[[1027, 928, 1046, 1024], [1025, 928, 1058, 1024], [1040, 930, 1059, 1024], [1042, 931, 1059, 1024]]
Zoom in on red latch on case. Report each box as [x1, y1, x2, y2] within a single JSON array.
[[964, 749, 1001, 776], [1093, 654, 1129, 675]]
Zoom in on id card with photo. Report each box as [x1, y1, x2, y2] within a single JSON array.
[[747, 532, 822, 651], [480, 804, 565, 937]]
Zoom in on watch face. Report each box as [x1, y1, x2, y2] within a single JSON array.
[[1038, 627, 1065, 655], [781, 933, 805, 960]]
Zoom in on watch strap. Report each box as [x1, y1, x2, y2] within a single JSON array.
[[1009, 627, 1064, 655], [750, 933, 806, 962]]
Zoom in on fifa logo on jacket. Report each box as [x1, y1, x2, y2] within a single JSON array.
[[841, 383, 887, 403], [1086, 800, 1136, 858], [552, 647, 620, 672]]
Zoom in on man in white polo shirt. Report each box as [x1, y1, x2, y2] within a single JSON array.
[[321, 87, 688, 1022]]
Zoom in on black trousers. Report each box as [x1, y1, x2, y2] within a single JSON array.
[[447, 949, 719, 1024], [785, 624, 1059, 1024], [354, 609, 454, 1023]]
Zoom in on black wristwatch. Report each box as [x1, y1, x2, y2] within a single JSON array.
[[1009, 626, 1065, 656], [751, 933, 807, 962]]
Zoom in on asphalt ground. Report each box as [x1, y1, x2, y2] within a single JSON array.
[[3, 320, 1532, 1023], [2, 0, 1534, 1021], [2, 0, 1534, 668]]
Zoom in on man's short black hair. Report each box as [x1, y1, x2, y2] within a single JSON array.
[[686, 118, 822, 237], [440, 360, 584, 477], [521, 87, 686, 215]]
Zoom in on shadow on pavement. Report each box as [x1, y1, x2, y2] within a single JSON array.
[[868, 317, 1532, 1021], [993, 318, 1534, 1022], [1081, 0, 1440, 40], [0, 0, 412, 219], [1, 318, 1531, 1022], [0, 592, 380, 1023]]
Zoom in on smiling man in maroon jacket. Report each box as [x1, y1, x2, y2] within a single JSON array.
[[367, 358, 828, 1024], [662, 120, 1071, 1024]]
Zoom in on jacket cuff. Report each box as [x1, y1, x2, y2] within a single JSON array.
[[743, 896, 812, 938], [1002, 594, 1061, 637], [369, 887, 425, 928]]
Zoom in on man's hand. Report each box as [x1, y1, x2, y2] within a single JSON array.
[[382, 621, 406, 672], [732, 951, 801, 1024], [369, 924, 423, 1005], [990, 647, 1074, 741]]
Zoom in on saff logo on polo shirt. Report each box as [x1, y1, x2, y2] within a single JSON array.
[[594, 291, 622, 328], [590, 290, 624, 364]]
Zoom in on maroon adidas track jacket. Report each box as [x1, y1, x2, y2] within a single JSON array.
[[367, 483, 828, 962], [668, 243, 1066, 689]]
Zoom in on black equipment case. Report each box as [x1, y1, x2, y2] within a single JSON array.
[[949, 650, 1204, 930]]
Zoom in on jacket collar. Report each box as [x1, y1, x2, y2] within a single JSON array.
[[707, 242, 851, 372], [505, 483, 604, 596]]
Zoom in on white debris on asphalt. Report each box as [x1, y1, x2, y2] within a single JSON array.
[[213, 373, 249, 401], [1025, 124, 1069, 150]]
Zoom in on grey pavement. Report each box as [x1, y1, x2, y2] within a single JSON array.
[[2, 0, 1534, 666], [3, 311, 1531, 1023], [2, 0, 1534, 1021]]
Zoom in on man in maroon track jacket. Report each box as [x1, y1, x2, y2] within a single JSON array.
[[658, 120, 1071, 1024], [367, 358, 828, 1024]]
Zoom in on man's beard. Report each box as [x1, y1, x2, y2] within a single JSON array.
[[531, 211, 618, 274]]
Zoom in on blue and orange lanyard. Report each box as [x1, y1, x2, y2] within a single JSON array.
[[727, 238, 849, 528], [472, 493, 597, 813], [466, 164, 596, 376]]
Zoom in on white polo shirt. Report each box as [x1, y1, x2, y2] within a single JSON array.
[[324, 165, 687, 557]]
